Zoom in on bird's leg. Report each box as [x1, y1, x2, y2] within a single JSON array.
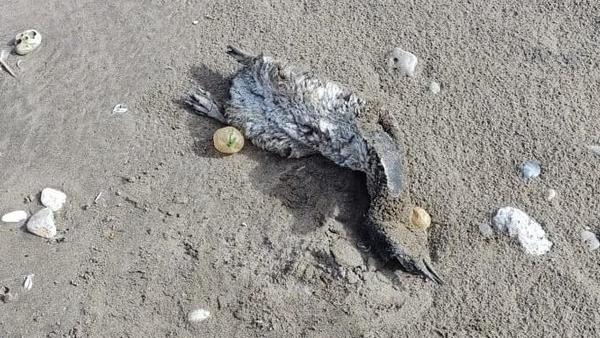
[[185, 87, 226, 123]]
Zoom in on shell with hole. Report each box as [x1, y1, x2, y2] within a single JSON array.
[[213, 126, 244, 154], [14, 29, 42, 55]]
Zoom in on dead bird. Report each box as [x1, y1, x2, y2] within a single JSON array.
[[185, 46, 443, 284]]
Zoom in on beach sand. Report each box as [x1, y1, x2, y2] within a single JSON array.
[[1, 1, 599, 336]]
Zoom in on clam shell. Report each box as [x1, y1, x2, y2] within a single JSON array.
[[213, 126, 244, 154], [1, 210, 28, 223]]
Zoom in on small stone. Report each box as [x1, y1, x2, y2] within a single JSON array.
[[1, 210, 28, 223], [520, 160, 541, 179], [192, 20, 199, 25], [41, 188, 67, 211], [409, 207, 431, 231], [581, 230, 600, 251], [26, 208, 56, 239], [188, 308, 210, 323], [213, 126, 245, 154], [429, 81, 441, 94], [330, 239, 363, 268], [388, 48, 418, 77], [479, 222, 494, 238], [546, 189, 557, 201]]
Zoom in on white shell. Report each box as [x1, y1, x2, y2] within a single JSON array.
[[546, 189, 557, 201], [492, 207, 552, 255], [26, 208, 56, 239], [15, 29, 42, 55], [388, 48, 418, 76], [41, 188, 67, 211], [112, 104, 128, 114], [1, 210, 28, 223], [581, 230, 600, 251], [23, 274, 34, 291], [520, 160, 541, 179], [429, 81, 441, 94], [187, 308, 210, 322]]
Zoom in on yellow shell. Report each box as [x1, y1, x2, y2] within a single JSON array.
[[409, 207, 431, 231], [213, 126, 244, 154]]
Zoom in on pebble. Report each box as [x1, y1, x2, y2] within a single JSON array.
[[26, 207, 56, 239], [14, 29, 42, 55], [192, 20, 199, 25], [478, 222, 494, 238], [546, 189, 557, 201], [409, 207, 431, 231], [1, 210, 28, 223], [429, 81, 441, 94], [188, 308, 210, 323], [520, 160, 541, 179], [330, 239, 364, 268], [41, 188, 67, 211], [581, 230, 600, 251], [213, 126, 244, 154], [492, 207, 552, 255], [388, 48, 418, 76]]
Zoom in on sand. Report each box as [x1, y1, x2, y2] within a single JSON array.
[[1, 0, 599, 336]]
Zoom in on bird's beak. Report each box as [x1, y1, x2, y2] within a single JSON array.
[[420, 259, 444, 285]]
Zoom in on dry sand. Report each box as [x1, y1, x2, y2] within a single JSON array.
[[1, 0, 600, 336]]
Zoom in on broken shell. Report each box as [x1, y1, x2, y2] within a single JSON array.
[[492, 207, 552, 255], [112, 104, 128, 114], [213, 126, 244, 154], [14, 29, 42, 55], [1, 210, 28, 223], [26, 207, 56, 239], [188, 308, 210, 322], [388, 48, 418, 77], [41, 188, 67, 211], [409, 207, 431, 230], [581, 230, 600, 251], [520, 160, 541, 179]]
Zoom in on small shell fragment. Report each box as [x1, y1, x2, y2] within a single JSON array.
[[14, 29, 42, 55], [546, 189, 557, 201], [1, 210, 28, 223], [41, 188, 67, 211], [388, 48, 418, 77], [581, 230, 600, 251], [520, 160, 541, 179], [188, 308, 210, 322], [23, 274, 34, 291], [112, 104, 128, 114], [213, 126, 244, 154], [409, 207, 431, 231], [429, 81, 441, 94]]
